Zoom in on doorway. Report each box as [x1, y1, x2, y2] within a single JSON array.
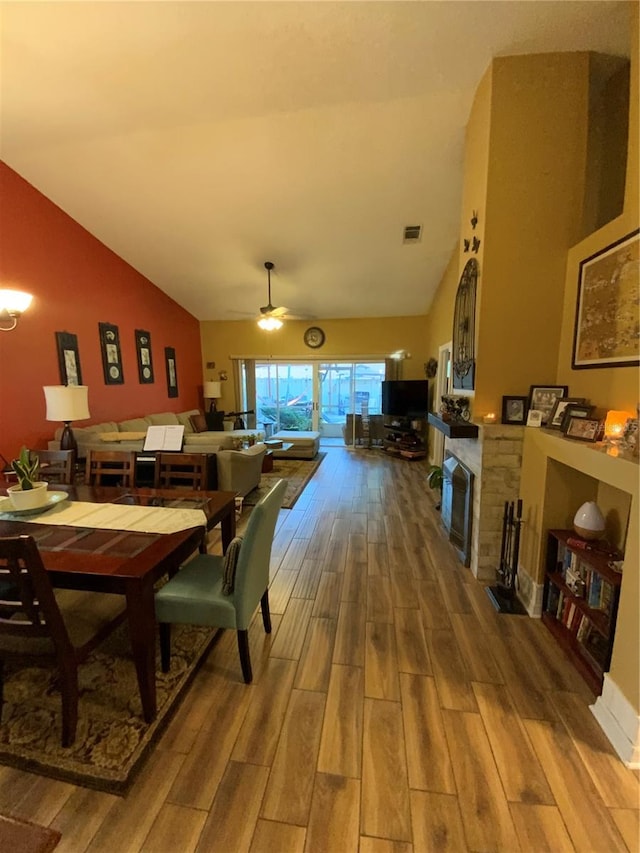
[[247, 360, 386, 439]]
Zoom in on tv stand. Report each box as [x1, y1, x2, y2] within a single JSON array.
[[383, 418, 427, 460]]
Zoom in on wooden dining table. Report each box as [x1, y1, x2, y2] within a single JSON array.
[[0, 485, 237, 722]]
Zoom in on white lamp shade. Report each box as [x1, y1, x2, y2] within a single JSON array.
[[44, 385, 90, 422], [203, 381, 222, 399], [0, 289, 33, 313]]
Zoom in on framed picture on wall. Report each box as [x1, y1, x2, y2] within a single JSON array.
[[55, 331, 82, 386], [135, 329, 154, 384], [165, 346, 178, 397], [98, 322, 124, 385], [572, 229, 640, 369]]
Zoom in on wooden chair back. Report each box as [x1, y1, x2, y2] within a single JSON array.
[[0, 534, 126, 746], [154, 452, 208, 490], [85, 450, 136, 487], [31, 449, 76, 485]]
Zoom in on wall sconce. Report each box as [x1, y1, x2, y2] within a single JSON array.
[[43, 385, 91, 455], [203, 380, 222, 413], [0, 289, 33, 331], [604, 410, 633, 442]]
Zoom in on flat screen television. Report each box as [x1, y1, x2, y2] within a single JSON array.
[[382, 380, 429, 417]]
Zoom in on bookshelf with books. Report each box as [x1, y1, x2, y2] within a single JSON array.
[[542, 530, 623, 695]]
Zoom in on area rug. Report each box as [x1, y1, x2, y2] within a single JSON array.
[[0, 814, 61, 853], [0, 623, 219, 794], [244, 452, 326, 509]]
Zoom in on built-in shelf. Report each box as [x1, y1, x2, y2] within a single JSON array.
[[428, 413, 479, 439]]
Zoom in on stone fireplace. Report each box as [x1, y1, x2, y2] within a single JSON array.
[[443, 423, 525, 584]]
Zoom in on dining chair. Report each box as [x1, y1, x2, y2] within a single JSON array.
[[0, 535, 126, 746], [155, 478, 286, 683], [31, 449, 76, 485], [85, 450, 136, 487], [153, 452, 209, 490]]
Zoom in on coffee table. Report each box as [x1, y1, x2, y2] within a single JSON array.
[[261, 442, 294, 472]]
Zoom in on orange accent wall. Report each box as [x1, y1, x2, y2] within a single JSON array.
[[0, 163, 202, 460]]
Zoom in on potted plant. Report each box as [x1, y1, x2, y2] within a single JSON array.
[[7, 447, 49, 510], [427, 464, 444, 510]]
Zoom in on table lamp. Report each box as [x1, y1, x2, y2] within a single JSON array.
[[44, 385, 90, 454], [203, 380, 222, 413]]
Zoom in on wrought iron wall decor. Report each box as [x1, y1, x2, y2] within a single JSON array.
[[452, 258, 477, 390]]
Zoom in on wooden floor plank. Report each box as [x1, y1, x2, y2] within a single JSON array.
[[261, 689, 325, 826], [509, 802, 575, 852], [394, 607, 432, 675], [524, 717, 628, 852], [365, 620, 400, 700], [409, 790, 468, 853], [317, 664, 364, 778], [426, 628, 478, 712], [361, 698, 412, 842], [250, 820, 306, 853], [442, 709, 521, 851], [333, 600, 366, 666], [140, 803, 207, 853], [294, 616, 337, 692], [304, 773, 360, 853]]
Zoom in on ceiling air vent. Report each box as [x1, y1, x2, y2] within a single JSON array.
[[403, 225, 422, 243]]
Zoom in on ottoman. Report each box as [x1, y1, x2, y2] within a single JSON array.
[[271, 430, 321, 459]]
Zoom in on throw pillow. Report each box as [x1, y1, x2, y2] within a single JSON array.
[[222, 536, 243, 595], [190, 413, 208, 433]]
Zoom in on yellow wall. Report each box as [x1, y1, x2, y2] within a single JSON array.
[[200, 316, 429, 410], [476, 53, 592, 416]]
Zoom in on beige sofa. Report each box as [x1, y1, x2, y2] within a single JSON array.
[[48, 409, 266, 496]]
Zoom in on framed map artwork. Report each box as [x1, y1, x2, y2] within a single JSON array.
[[572, 229, 639, 369]]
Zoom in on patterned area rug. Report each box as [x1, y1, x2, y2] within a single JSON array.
[[0, 813, 61, 853], [0, 623, 219, 794], [243, 453, 326, 509]]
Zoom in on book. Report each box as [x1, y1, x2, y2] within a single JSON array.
[[143, 425, 185, 452], [587, 573, 602, 609]]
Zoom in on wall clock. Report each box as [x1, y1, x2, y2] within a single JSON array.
[[304, 326, 325, 349]]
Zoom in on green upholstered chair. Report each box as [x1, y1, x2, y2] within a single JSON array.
[[155, 478, 286, 683]]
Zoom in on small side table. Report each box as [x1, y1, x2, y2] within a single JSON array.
[[262, 450, 274, 473]]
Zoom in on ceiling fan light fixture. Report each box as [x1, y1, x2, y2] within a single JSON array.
[[257, 315, 283, 331]]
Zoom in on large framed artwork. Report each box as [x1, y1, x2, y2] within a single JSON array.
[[98, 322, 124, 385], [165, 346, 178, 398], [572, 229, 639, 369], [135, 329, 154, 384], [55, 331, 82, 386]]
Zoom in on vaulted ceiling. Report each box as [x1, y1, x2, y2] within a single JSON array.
[[0, 1, 631, 322]]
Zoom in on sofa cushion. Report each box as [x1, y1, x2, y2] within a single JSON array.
[[99, 431, 147, 442], [190, 414, 208, 433], [54, 422, 118, 441], [146, 412, 180, 426], [119, 417, 150, 432], [177, 410, 201, 433], [186, 433, 235, 450]]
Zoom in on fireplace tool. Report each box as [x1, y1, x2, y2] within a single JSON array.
[[485, 499, 527, 614]]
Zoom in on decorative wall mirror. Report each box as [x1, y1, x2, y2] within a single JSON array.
[[452, 258, 478, 390]]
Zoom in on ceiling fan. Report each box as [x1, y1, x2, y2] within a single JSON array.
[[259, 261, 289, 319]]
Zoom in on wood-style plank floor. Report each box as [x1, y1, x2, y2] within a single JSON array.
[[2, 447, 638, 852]]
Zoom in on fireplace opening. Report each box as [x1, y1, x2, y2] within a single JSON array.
[[441, 452, 474, 566]]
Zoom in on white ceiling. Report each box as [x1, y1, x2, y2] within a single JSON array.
[[0, 1, 631, 322]]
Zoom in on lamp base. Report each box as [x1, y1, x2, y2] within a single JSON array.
[[60, 422, 77, 454], [209, 400, 218, 413]]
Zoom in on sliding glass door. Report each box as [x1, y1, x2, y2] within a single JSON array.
[[249, 360, 385, 439]]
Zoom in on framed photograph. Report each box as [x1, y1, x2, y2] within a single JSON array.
[[565, 417, 602, 442], [55, 331, 82, 386], [98, 322, 124, 385], [135, 329, 154, 384], [528, 385, 569, 425], [501, 395, 528, 424], [548, 397, 586, 430], [560, 404, 592, 433], [526, 409, 543, 428], [572, 229, 639, 369], [165, 346, 178, 398]]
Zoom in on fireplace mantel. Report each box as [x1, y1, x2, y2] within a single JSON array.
[[428, 413, 479, 439]]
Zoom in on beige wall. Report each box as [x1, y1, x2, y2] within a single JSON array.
[[200, 316, 429, 411]]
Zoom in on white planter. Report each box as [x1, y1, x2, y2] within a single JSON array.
[[7, 481, 50, 510]]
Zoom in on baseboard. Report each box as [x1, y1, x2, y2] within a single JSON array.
[[591, 674, 640, 768]]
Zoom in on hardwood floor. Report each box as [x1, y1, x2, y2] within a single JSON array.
[[2, 447, 638, 851]]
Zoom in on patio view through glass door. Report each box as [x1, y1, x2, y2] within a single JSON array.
[[251, 361, 386, 439]]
